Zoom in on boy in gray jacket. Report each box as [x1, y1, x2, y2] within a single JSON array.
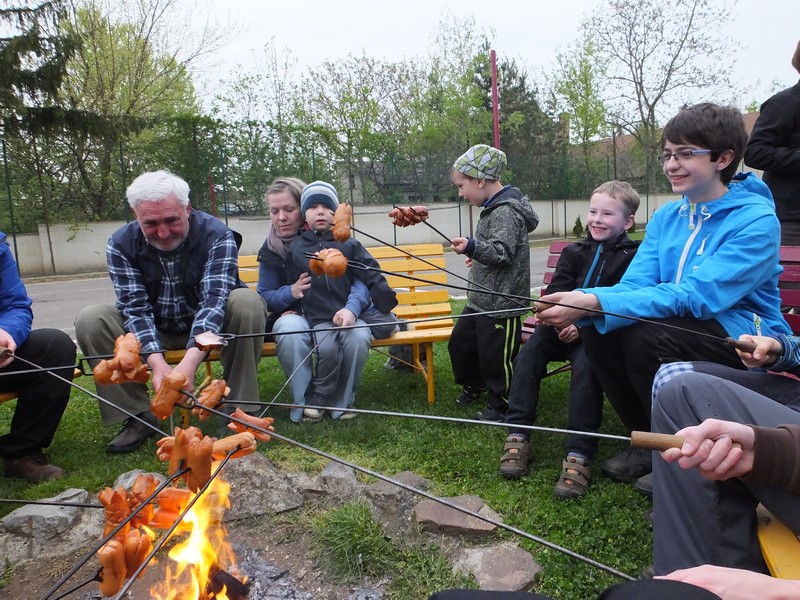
[[448, 144, 539, 421]]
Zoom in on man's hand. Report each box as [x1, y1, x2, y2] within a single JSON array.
[[332, 308, 356, 328], [147, 347, 203, 394], [535, 291, 599, 329], [660, 418, 755, 481], [0, 327, 17, 369], [734, 334, 782, 368], [660, 564, 799, 600], [291, 272, 312, 299]]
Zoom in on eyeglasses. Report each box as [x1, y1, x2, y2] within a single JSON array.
[[658, 149, 713, 164]]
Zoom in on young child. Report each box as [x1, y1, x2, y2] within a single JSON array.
[[286, 181, 397, 420], [535, 103, 790, 492], [448, 144, 539, 422], [499, 181, 640, 499]]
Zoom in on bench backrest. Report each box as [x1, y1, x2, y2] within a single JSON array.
[[779, 246, 800, 335], [236, 243, 453, 330], [368, 243, 453, 330]]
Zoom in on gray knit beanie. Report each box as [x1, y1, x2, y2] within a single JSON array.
[[301, 181, 339, 214]]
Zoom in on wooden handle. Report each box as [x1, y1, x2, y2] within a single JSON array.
[[725, 336, 757, 353], [630, 431, 684, 451]]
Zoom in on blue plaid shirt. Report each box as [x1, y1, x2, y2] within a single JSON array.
[[107, 231, 240, 354]]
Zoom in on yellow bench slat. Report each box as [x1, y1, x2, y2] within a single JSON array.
[[757, 504, 800, 579]]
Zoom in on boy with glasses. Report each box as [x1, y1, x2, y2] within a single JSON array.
[[534, 103, 789, 493]]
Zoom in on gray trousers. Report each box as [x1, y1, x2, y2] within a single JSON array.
[[652, 364, 800, 575], [75, 288, 267, 424]]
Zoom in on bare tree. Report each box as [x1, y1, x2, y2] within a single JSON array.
[[583, 0, 734, 194]]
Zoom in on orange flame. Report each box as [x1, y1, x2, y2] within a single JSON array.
[[150, 474, 242, 599]]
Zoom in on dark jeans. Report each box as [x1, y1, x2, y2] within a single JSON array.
[[0, 329, 76, 458], [505, 325, 603, 458], [581, 318, 743, 432]]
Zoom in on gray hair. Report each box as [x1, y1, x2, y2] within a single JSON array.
[[125, 170, 190, 209]]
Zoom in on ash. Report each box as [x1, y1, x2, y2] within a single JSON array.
[[235, 544, 311, 600]]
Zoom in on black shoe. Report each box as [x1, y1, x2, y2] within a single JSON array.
[[3, 452, 65, 482], [601, 447, 652, 483], [634, 472, 653, 497], [476, 406, 505, 422], [106, 411, 159, 454], [456, 385, 485, 405]]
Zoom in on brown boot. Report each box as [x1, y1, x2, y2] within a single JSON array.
[[3, 452, 65, 482]]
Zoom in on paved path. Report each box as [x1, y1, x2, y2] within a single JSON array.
[[24, 246, 552, 337]]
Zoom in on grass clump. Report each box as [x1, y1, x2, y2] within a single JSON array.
[[310, 500, 473, 598]]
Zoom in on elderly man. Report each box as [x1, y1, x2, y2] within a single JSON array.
[[76, 170, 267, 453]]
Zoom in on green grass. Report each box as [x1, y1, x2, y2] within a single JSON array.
[[0, 301, 652, 599]]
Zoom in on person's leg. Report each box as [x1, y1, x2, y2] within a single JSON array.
[[360, 305, 398, 340], [563, 344, 604, 460], [273, 313, 313, 423], [75, 304, 150, 425], [220, 288, 267, 412], [504, 325, 565, 432], [477, 314, 521, 417], [308, 323, 341, 408], [330, 319, 371, 419], [0, 329, 76, 459], [448, 307, 482, 390], [582, 318, 744, 432], [652, 371, 800, 574]]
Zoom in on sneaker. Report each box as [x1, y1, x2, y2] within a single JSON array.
[[337, 411, 358, 421], [601, 447, 652, 483], [455, 385, 485, 405], [475, 406, 506, 422], [302, 408, 324, 422], [634, 472, 654, 497], [553, 455, 592, 500], [3, 452, 65, 482], [106, 411, 159, 454], [499, 435, 531, 479]]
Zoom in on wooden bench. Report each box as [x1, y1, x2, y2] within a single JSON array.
[[520, 240, 572, 378], [166, 243, 454, 405]]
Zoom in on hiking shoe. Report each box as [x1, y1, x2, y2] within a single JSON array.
[[601, 447, 652, 483], [476, 406, 505, 422], [499, 435, 531, 479], [634, 472, 654, 497], [455, 385, 485, 405], [106, 411, 159, 453], [553, 455, 592, 500], [3, 452, 65, 482], [302, 408, 324, 422]]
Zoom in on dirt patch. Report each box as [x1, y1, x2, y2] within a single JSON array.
[[0, 516, 381, 599]]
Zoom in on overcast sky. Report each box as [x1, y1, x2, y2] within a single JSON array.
[[192, 0, 799, 110]]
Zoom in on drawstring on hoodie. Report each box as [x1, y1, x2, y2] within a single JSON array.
[[676, 203, 713, 284]]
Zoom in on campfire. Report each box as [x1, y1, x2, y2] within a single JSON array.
[[150, 474, 249, 600]]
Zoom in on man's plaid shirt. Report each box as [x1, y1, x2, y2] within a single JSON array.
[[107, 230, 239, 354]]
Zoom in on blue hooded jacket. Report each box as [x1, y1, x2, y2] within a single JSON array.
[[581, 172, 790, 337], [0, 232, 32, 346]]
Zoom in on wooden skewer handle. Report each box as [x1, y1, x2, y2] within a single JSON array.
[[725, 337, 757, 353], [630, 431, 685, 451]]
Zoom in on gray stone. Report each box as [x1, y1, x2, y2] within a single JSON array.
[[0, 488, 103, 564], [414, 495, 501, 537], [305, 461, 364, 499], [113, 469, 165, 490], [223, 452, 305, 520], [453, 542, 542, 591], [366, 471, 432, 536]]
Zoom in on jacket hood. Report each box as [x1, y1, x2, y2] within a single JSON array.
[[578, 230, 639, 252], [676, 172, 775, 228], [484, 186, 539, 232]]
